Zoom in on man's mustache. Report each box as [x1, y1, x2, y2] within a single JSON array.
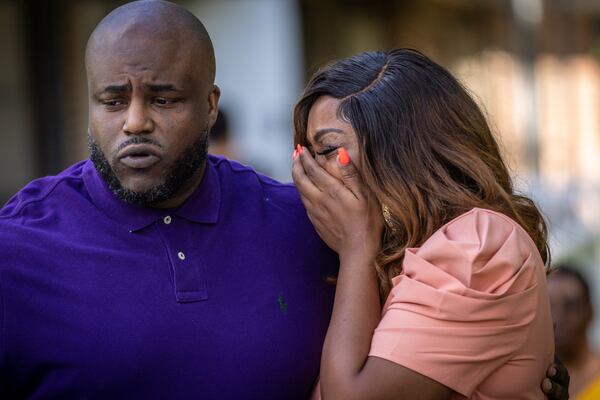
[[116, 137, 162, 152]]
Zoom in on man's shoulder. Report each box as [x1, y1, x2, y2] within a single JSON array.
[[0, 160, 88, 221], [209, 155, 302, 206]]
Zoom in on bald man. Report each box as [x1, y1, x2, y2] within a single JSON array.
[[0, 1, 336, 398]]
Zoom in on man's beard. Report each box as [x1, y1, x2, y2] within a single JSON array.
[[88, 132, 209, 207]]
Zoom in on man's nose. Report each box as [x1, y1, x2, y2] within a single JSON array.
[[123, 99, 154, 134]]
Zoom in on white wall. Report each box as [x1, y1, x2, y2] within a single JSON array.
[[185, 0, 303, 181]]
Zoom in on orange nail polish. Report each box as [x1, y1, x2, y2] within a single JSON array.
[[292, 149, 298, 160], [338, 147, 350, 165], [295, 144, 301, 155]]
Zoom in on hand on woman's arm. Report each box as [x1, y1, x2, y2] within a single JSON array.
[[543, 359, 570, 400], [292, 147, 451, 400]]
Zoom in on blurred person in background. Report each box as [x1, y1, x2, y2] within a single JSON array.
[[208, 108, 237, 160], [549, 265, 600, 399]]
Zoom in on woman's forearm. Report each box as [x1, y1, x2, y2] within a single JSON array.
[[320, 250, 381, 399]]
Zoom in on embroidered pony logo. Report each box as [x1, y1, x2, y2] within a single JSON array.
[[277, 293, 288, 314]]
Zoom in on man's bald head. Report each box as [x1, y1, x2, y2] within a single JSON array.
[[85, 0, 215, 83]]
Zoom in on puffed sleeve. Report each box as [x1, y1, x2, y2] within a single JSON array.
[[368, 208, 548, 397]]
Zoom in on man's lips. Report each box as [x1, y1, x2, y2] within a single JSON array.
[[117, 144, 161, 169]]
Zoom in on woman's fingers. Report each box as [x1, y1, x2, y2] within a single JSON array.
[[291, 149, 322, 201], [292, 146, 365, 204], [291, 145, 381, 254], [299, 147, 343, 190], [336, 147, 364, 200]]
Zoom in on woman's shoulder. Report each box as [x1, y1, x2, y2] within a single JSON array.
[[398, 207, 544, 296], [435, 207, 539, 261], [378, 208, 552, 399]]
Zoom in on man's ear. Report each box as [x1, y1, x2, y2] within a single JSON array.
[[207, 84, 221, 129]]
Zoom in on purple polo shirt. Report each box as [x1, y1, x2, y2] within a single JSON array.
[[0, 156, 337, 399]]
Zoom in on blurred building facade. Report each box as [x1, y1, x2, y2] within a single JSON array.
[[2, 0, 600, 338]]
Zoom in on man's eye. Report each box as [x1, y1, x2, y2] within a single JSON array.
[[154, 97, 177, 105], [102, 99, 125, 108]]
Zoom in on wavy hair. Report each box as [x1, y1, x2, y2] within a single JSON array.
[[293, 49, 550, 300]]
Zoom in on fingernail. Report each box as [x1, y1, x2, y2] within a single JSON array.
[[292, 149, 298, 160], [296, 144, 303, 154], [338, 147, 350, 165], [549, 366, 557, 377]]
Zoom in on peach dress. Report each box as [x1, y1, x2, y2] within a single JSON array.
[[314, 208, 554, 399]]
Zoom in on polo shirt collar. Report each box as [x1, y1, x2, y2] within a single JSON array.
[[83, 159, 221, 232]]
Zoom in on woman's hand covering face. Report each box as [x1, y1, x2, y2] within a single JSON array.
[[291, 146, 383, 260]]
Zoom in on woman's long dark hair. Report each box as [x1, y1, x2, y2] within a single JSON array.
[[294, 49, 550, 300]]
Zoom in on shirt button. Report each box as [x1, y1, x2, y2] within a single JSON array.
[[177, 251, 186, 260], [163, 215, 172, 224]]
